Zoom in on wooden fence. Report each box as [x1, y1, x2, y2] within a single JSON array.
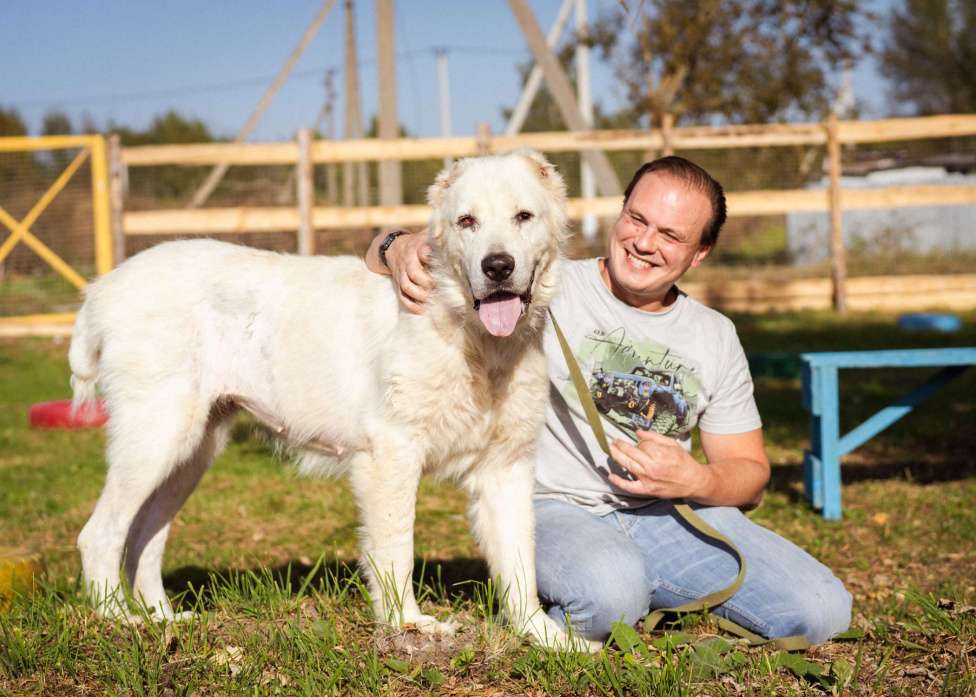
[[1, 114, 974, 335], [112, 113, 976, 314]]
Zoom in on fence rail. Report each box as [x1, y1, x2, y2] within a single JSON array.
[[119, 114, 976, 165], [2, 114, 975, 332]]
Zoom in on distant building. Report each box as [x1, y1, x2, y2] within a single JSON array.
[[786, 166, 976, 265]]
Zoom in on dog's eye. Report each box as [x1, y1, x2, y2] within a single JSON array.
[[457, 215, 476, 229], [515, 210, 534, 223]]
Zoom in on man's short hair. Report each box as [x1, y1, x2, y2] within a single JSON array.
[[622, 156, 727, 248]]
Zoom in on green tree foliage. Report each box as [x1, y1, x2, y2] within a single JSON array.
[[0, 107, 31, 184], [112, 110, 216, 202], [592, 0, 870, 126], [112, 109, 213, 146], [880, 0, 976, 114], [40, 110, 75, 173], [0, 107, 28, 137]]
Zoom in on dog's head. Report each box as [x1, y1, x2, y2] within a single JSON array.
[[426, 150, 568, 338]]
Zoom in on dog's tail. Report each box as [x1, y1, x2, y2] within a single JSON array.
[[69, 299, 100, 417]]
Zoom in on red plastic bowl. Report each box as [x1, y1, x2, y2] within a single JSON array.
[[29, 400, 108, 429]]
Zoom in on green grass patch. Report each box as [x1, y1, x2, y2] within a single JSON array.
[[2, 311, 974, 694]]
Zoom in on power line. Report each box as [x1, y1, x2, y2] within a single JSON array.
[[9, 47, 529, 110]]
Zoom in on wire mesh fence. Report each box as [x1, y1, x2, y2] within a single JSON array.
[[0, 146, 96, 317]]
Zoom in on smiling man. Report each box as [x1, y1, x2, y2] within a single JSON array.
[[366, 156, 851, 645]]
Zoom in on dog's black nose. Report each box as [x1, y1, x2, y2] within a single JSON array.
[[482, 253, 515, 282]]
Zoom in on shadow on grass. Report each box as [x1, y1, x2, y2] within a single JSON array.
[[768, 453, 976, 505], [163, 556, 492, 612]]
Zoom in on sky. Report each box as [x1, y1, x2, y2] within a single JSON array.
[[3, 0, 895, 141]]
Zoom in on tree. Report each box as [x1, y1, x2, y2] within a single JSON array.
[[880, 0, 976, 114], [0, 107, 28, 137], [110, 111, 217, 202], [0, 107, 31, 184], [592, 0, 870, 127], [41, 110, 75, 173]]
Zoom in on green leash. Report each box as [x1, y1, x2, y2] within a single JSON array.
[[548, 310, 809, 651]]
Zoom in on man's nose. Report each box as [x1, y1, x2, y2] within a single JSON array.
[[634, 227, 659, 254]]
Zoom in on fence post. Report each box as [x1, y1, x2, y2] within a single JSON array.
[[825, 113, 847, 313], [108, 135, 126, 265], [476, 121, 493, 155], [89, 135, 113, 276], [297, 128, 315, 256], [661, 112, 674, 157]]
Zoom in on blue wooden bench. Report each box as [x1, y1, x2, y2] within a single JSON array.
[[800, 347, 976, 520]]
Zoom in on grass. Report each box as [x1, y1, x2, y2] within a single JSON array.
[[1, 310, 975, 695]]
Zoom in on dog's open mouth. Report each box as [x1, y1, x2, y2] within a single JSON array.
[[473, 291, 529, 337]]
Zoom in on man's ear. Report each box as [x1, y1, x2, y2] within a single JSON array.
[[691, 244, 712, 268]]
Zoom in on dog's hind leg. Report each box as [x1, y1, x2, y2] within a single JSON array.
[[349, 445, 456, 636], [124, 414, 233, 620], [78, 389, 212, 619]]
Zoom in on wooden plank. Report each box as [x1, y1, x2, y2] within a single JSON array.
[[837, 114, 976, 144], [2, 274, 972, 334], [296, 129, 315, 255], [826, 114, 848, 312], [123, 184, 976, 235], [682, 274, 976, 313], [122, 142, 298, 166], [117, 114, 976, 167], [108, 135, 127, 264], [124, 204, 432, 235]]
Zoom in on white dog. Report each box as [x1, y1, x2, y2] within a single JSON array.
[[70, 150, 595, 651]]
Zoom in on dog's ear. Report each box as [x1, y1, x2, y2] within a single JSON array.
[[515, 148, 566, 200], [427, 159, 467, 210]]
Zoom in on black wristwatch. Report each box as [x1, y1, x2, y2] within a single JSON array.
[[378, 230, 409, 269]]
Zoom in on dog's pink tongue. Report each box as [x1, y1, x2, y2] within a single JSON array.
[[478, 294, 523, 337]]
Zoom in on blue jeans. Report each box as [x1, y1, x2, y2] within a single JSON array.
[[534, 497, 852, 644]]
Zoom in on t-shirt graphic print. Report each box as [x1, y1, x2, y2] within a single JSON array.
[[569, 326, 702, 440]]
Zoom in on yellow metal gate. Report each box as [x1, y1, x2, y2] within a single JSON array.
[[0, 134, 112, 334]]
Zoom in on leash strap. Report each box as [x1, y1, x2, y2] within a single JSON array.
[[548, 310, 809, 651]]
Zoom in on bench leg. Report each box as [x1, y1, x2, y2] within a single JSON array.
[[818, 366, 843, 520]]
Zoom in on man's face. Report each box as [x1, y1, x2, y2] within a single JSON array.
[[602, 172, 713, 311]]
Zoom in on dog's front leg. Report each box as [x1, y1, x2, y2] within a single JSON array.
[[349, 448, 457, 637], [468, 458, 603, 653]]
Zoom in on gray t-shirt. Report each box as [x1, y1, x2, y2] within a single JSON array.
[[535, 258, 762, 514]]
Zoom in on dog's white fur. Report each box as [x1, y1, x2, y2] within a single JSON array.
[[70, 151, 595, 650]]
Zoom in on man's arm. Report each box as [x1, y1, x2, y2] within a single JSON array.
[[364, 229, 435, 314], [607, 428, 770, 508]]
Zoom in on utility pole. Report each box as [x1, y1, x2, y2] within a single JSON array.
[[434, 48, 453, 168], [376, 0, 402, 212], [505, 0, 574, 136], [187, 0, 337, 208], [343, 0, 368, 207], [507, 0, 621, 197], [313, 69, 340, 204], [575, 0, 597, 240]]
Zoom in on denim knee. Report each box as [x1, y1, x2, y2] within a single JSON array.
[[545, 548, 652, 641], [764, 573, 853, 644]]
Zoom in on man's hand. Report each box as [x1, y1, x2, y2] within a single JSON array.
[[365, 230, 435, 314], [607, 430, 714, 501], [387, 233, 434, 314]]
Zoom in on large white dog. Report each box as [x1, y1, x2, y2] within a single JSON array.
[[70, 150, 594, 650]]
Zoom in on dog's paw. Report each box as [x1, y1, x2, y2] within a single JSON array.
[[523, 613, 603, 653], [407, 614, 459, 637]]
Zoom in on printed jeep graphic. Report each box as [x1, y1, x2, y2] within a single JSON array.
[[589, 366, 689, 433]]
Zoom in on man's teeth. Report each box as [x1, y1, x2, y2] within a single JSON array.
[[627, 250, 652, 269]]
